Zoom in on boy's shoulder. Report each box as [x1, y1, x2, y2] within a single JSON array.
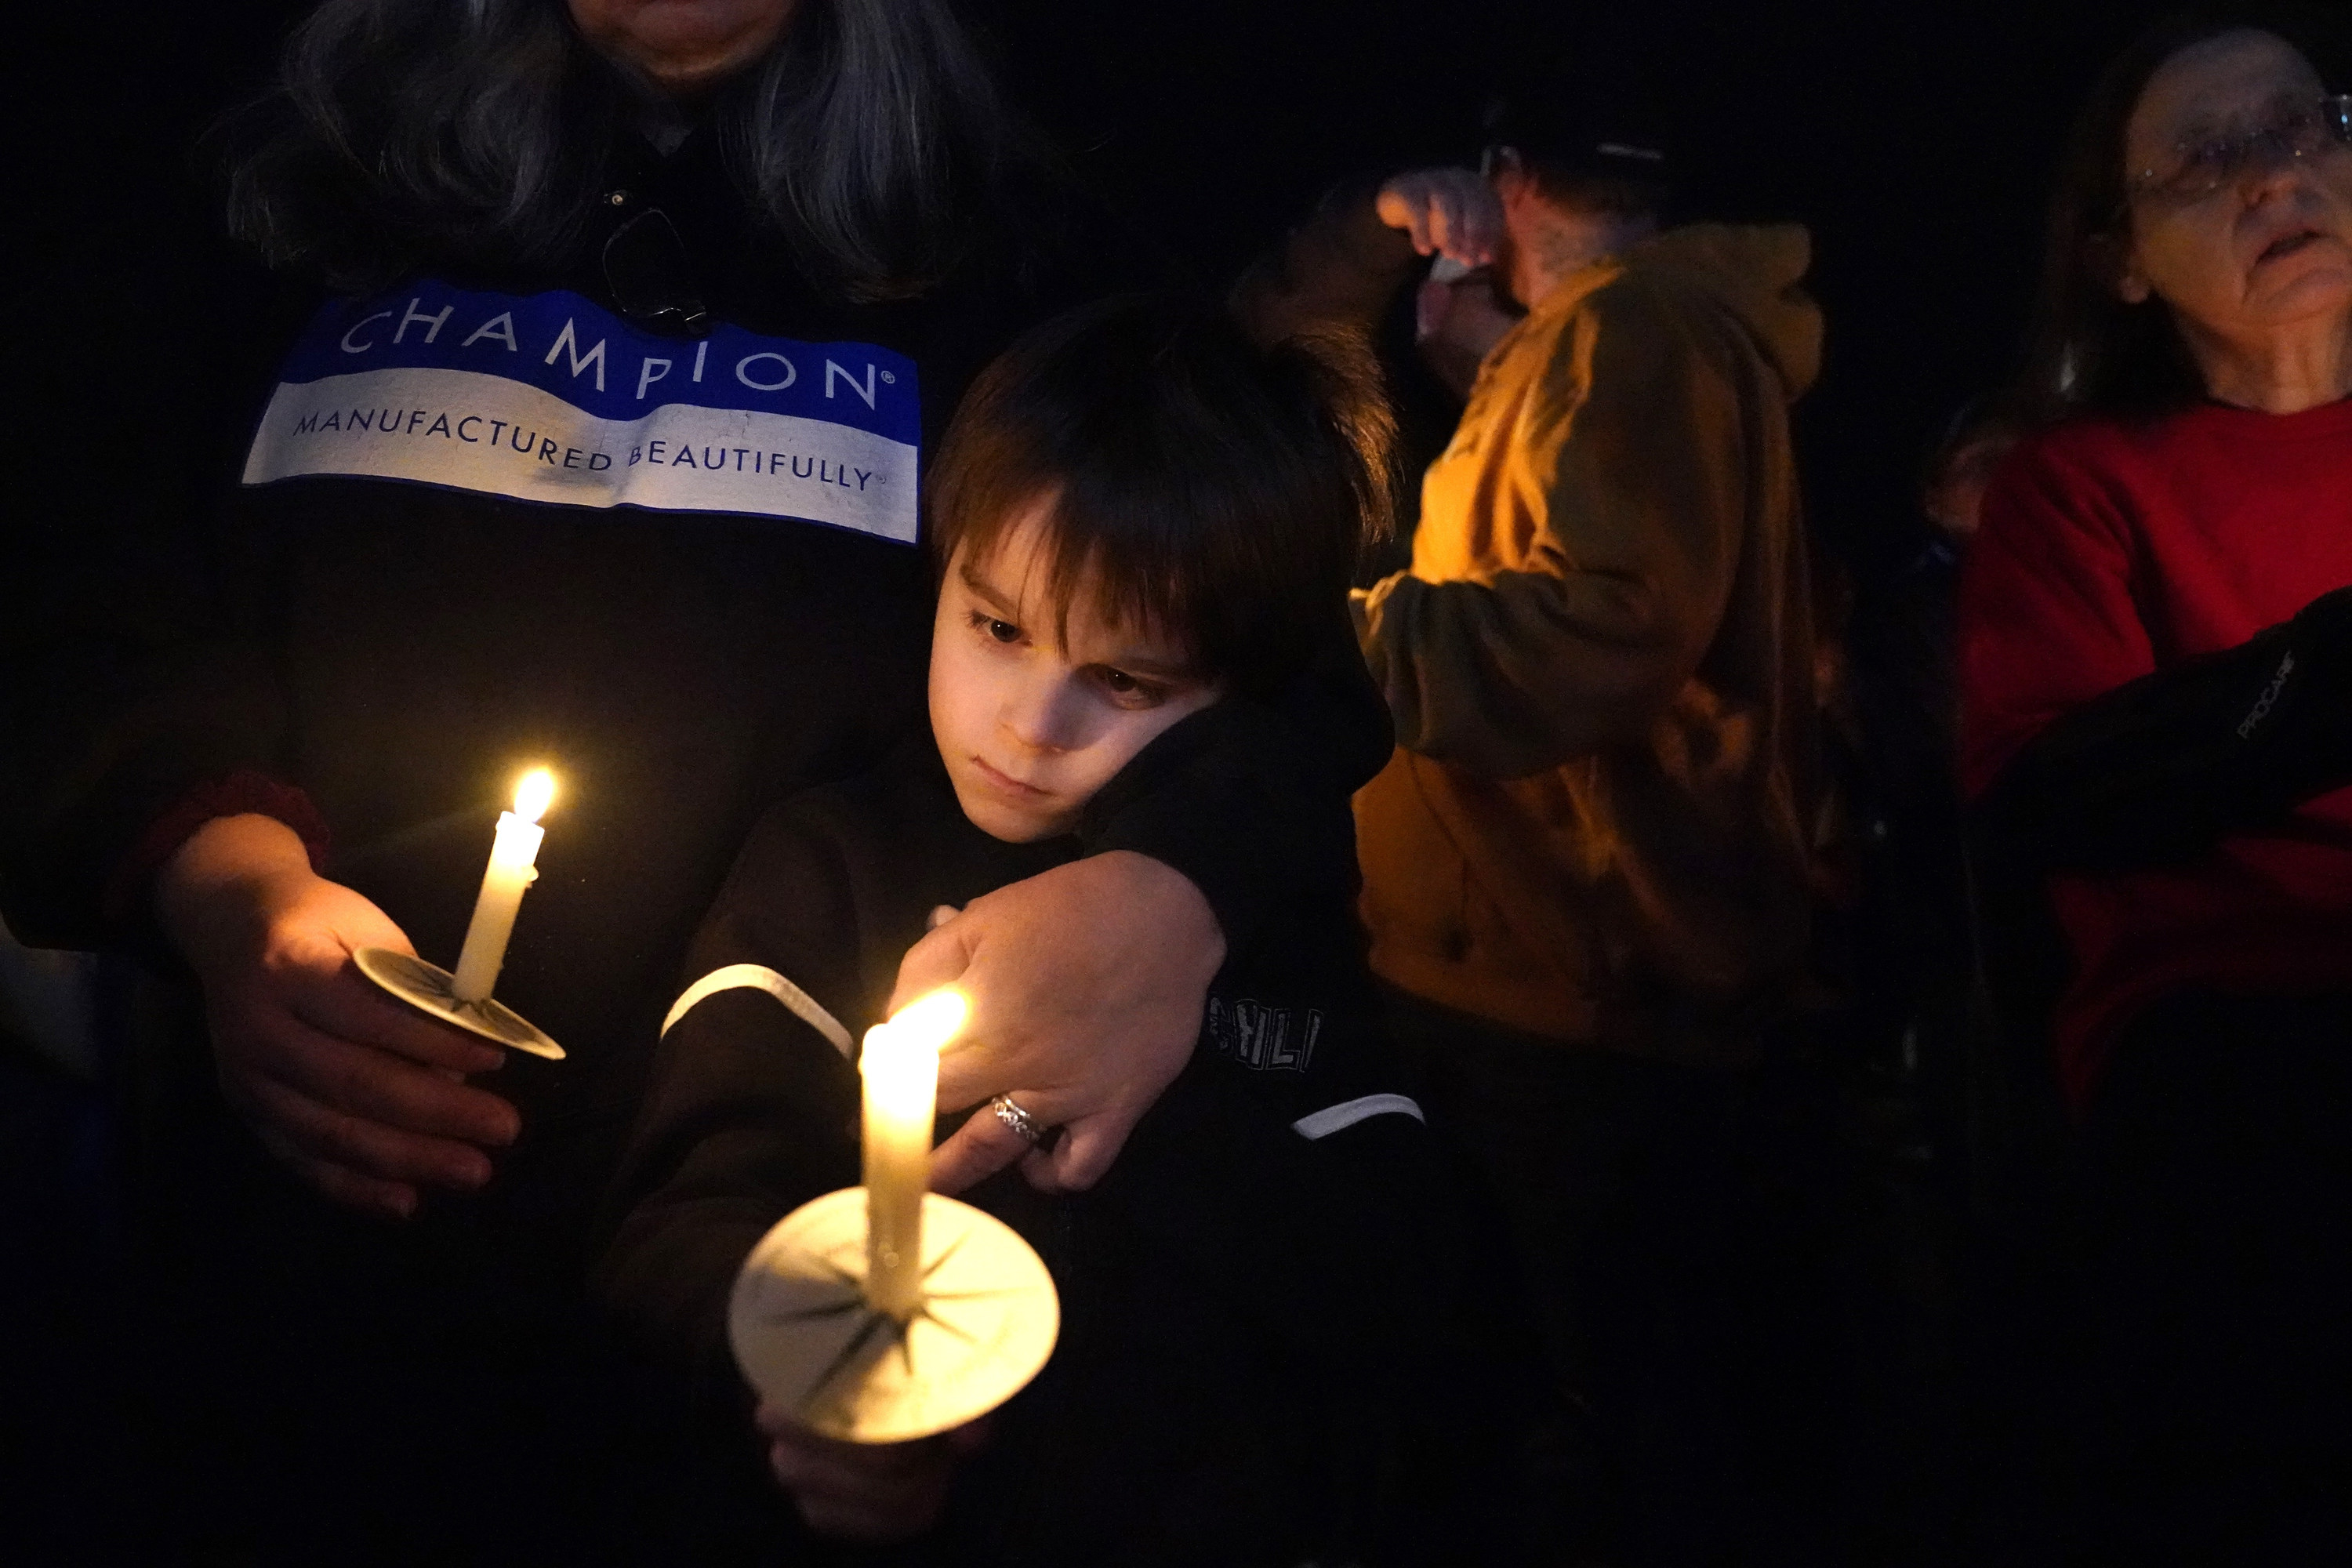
[[756, 744, 956, 848], [743, 743, 1049, 886], [696, 745, 1076, 1039], [720, 744, 1074, 949]]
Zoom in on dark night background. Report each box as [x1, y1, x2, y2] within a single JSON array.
[[19, 0, 2162, 582], [0, 1, 2195, 1559]]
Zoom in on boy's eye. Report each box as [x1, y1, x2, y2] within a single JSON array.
[[967, 610, 1022, 644], [1093, 666, 1166, 706]]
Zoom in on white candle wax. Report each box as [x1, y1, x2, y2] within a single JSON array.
[[860, 989, 967, 1319], [451, 769, 554, 1004]]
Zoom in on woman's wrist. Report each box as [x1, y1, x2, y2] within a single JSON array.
[[1095, 850, 1225, 975], [154, 813, 318, 969]]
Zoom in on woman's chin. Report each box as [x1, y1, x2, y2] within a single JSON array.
[[2241, 244, 2352, 321], [2259, 287, 2352, 340]]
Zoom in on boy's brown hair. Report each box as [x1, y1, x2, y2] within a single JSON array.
[[926, 295, 1394, 698]]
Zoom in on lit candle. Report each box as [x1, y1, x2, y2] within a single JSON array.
[[451, 768, 556, 1004], [861, 989, 967, 1319]]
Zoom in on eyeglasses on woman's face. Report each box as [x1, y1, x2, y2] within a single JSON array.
[[2128, 93, 2352, 208]]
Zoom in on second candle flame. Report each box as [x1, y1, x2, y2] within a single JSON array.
[[514, 768, 556, 824], [886, 988, 970, 1052]]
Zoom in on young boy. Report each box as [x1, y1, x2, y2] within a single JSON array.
[[598, 298, 1504, 1564]]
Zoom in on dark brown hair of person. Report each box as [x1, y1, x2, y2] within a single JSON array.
[[926, 296, 1396, 699], [2013, 3, 2350, 426], [222, 0, 1028, 301]]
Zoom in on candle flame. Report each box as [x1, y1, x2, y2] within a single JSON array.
[[513, 768, 557, 824], [885, 988, 970, 1053]]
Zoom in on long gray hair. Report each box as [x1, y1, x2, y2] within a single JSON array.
[[226, 0, 1020, 300]]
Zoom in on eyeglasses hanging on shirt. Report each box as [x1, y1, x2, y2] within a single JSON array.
[[602, 207, 712, 338]]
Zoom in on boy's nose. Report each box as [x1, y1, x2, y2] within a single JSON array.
[[1000, 680, 1080, 753]]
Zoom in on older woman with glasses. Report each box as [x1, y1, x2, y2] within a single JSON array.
[[1958, 5, 2352, 1555]]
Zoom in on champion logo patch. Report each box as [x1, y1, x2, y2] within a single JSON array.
[[241, 281, 921, 543]]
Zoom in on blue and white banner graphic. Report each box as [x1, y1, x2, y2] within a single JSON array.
[[242, 281, 922, 543]]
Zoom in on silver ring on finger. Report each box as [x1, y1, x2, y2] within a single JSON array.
[[987, 1094, 1054, 1149]]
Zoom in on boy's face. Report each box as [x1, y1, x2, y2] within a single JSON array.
[[930, 499, 1223, 843]]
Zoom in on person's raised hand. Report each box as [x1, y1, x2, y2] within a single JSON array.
[[154, 813, 521, 1220], [1376, 167, 1504, 267], [891, 851, 1222, 1196], [756, 1403, 988, 1544], [1415, 267, 1522, 399]]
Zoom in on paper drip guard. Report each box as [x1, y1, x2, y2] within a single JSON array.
[[729, 1187, 1059, 1444], [354, 946, 564, 1060]]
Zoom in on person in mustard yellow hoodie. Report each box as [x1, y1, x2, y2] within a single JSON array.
[[1236, 93, 1842, 1559]]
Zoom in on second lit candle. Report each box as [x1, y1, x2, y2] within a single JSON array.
[[859, 989, 968, 1320]]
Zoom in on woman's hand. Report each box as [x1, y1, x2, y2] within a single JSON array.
[[154, 814, 521, 1220], [891, 851, 1224, 1196], [757, 1404, 987, 1543], [1376, 167, 1504, 267]]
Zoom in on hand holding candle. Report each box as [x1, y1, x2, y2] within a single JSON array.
[[451, 768, 555, 1004], [860, 988, 968, 1319], [350, 763, 565, 1061]]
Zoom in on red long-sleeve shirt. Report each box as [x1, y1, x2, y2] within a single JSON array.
[[1958, 397, 2352, 1104]]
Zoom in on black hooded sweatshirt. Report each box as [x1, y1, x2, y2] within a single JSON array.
[[598, 742, 1500, 1566]]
